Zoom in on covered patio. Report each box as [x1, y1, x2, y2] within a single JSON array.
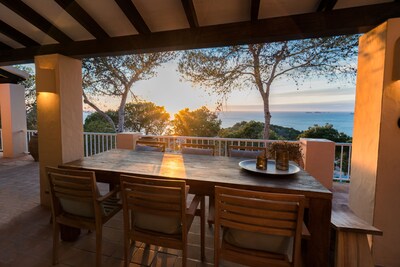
[[1, 0, 400, 266], [0, 153, 349, 266]]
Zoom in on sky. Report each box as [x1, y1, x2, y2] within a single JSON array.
[[92, 60, 356, 115]]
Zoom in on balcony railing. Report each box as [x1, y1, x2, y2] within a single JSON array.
[[0, 129, 352, 181]]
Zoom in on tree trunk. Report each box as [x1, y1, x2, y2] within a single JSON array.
[[263, 100, 271, 140]]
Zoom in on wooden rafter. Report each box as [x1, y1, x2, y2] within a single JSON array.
[[0, 19, 39, 47], [0, 2, 399, 65], [55, 0, 109, 39], [181, 0, 199, 28], [0, 0, 73, 43], [0, 42, 12, 51], [317, 0, 338, 12], [114, 0, 150, 34], [251, 0, 261, 21], [0, 68, 25, 83]]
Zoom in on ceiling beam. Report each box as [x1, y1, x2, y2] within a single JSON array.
[[0, 0, 73, 43], [251, 0, 261, 21], [0, 68, 25, 83], [0, 42, 12, 51], [55, 0, 109, 39], [0, 19, 40, 47], [1, 2, 400, 65], [181, 0, 199, 28], [114, 0, 150, 34], [317, 0, 338, 12]]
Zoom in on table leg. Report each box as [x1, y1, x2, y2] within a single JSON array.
[[306, 198, 332, 267]]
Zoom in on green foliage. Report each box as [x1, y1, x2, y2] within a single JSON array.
[[298, 123, 352, 142], [16, 65, 36, 111], [26, 103, 37, 130], [219, 121, 264, 139], [84, 111, 118, 133], [219, 121, 301, 140], [171, 106, 221, 137], [124, 101, 170, 135]]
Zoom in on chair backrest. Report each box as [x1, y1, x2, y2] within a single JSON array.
[[228, 145, 267, 158], [46, 166, 100, 219], [135, 140, 166, 152], [120, 175, 188, 236], [181, 143, 215, 156], [214, 186, 305, 267]]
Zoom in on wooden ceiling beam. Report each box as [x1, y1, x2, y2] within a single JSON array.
[[1, 2, 400, 65], [317, 0, 338, 12], [55, 0, 109, 39], [0, 19, 39, 47], [181, 0, 199, 28], [0, 0, 73, 43], [0, 42, 13, 51], [251, 0, 261, 21], [114, 0, 150, 34]]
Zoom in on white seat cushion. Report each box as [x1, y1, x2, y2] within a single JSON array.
[[134, 212, 182, 234], [223, 228, 294, 262], [182, 147, 213, 155], [230, 149, 263, 158], [135, 144, 163, 152]]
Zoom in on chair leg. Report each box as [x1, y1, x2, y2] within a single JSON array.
[[208, 196, 215, 227], [52, 222, 60, 265], [200, 195, 205, 261], [124, 234, 131, 267], [182, 246, 187, 267], [96, 227, 102, 267]]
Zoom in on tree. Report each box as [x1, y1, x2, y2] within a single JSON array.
[[171, 106, 221, 137], [219, 121, 264, 139], [82, 53, 175, 132], [84, 110, 118, 133], [218, 121, 301, 140], [298, 123, 351, 142], [178, 36, 358, 139], [124, 101, 170, 135]]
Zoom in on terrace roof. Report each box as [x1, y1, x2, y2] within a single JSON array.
[[0, 0, 399, 65]]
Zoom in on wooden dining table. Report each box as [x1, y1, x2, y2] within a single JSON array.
[[63, 149, 332, 267]]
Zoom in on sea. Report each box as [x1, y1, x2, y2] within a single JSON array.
[[218, 111, 354, 137]]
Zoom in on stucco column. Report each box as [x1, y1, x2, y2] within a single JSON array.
[[300, 138, 334, 190], [0, 84, 27, 158], [35, 54, 83, 207], [116, 132, 142, 149], [350, 18, 400, 266]]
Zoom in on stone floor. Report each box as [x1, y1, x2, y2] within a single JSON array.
[[0, 153, 349, 267]]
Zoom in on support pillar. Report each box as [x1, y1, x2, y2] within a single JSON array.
[[0, 84, 27, 158], [300, 138, 335, 190], [350, 18, 400, 266], [35, 54, 83, 207]]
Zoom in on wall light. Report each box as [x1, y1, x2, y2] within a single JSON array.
[[36, 68, 56, 93]]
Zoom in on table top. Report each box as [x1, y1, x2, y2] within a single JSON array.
[[64, 149, 332, 199]]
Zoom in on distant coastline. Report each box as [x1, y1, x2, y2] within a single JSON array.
[[218, 111, 354, 136]]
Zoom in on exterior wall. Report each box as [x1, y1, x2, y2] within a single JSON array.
[[116, 132, 142, 149], [35, 54, 83, 207], [0, 84, 27, 157], [300, 138, 334, 190], [350, 18, 400, 266]]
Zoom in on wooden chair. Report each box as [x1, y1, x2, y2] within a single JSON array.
[[46, 166, 121, 267], [119, 175, 205, 267], [214, 186, 305, 267], [135, 140, 166, 152], [181, 143, 215, 156], [228, 145, 267, 158]]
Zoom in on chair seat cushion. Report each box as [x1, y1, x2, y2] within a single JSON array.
[[60, 199, 95, 218], [181, 147, 213, 155], [230, 149, 263, 159], [134, 212, 182, 234], [223, 228, 293, 261], [135, 144, 163, 152]]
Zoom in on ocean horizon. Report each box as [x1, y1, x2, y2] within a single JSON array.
[[218, 111, 354, 136]]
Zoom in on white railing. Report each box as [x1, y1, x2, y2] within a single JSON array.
[[334, 143, 352, 182], [1, 129, 352, 181]]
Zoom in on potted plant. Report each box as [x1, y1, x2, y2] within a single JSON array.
[[268, 141, 303, 170]]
